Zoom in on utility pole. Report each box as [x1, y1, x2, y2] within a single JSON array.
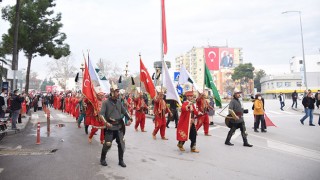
[[12, 0, 21, 91]]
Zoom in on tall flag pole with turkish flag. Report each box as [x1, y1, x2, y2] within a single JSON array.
[[204, 64, 222, 107], [140, 57, 156, 99], [161, 0, 167, 55], [82, 54, 98, 114]]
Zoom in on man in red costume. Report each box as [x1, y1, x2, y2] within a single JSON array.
[[196, 91, 214, 136], [126, 93, 134, 117], [134, 92, 147, 132], [152, 90, 172, 140], [88, 87, 106, 144], [177, 91, 201, 153]]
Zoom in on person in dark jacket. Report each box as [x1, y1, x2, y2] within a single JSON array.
[[300, 92, 316, 126], [291, 90, 298, 109], [10, 89, 25, 130]]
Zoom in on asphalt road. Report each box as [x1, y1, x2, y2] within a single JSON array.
[[0, 99, 319, 180]]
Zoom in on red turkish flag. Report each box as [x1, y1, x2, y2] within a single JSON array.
[[204, 48, 220, 70], [82, 59, 98, 114], [161, 0, 167, 55], [140, 58, 156, 99], [264, 113, 277, 127]]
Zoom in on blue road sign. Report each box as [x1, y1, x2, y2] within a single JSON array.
[[174, 72, 180, 82]]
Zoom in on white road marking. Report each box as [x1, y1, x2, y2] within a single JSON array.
[[281, 111, 295, 115], [267, 110, 281, 115], [56, 114, 67, 119], [0, 168, 4, 174], [231, 131, 241, 141], [208, 125, 221, 131], [267, 140, 320, 162], [32, 114, 39, 119]]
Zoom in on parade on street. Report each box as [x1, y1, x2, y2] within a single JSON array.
[[0, 0, 320, 180]]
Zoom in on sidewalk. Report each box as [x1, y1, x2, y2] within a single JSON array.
[[1, 112, 32, 136]]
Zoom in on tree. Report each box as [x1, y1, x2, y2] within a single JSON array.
[[231, 63, 255, 94], [1, 0, 70, 94], [40, 78, 55, 91], [254, 69, 266, 92], [48, 55, 76, 90]]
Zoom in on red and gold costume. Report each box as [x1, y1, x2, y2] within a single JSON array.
[[177, 91, 200, 152], [196, 95, 211, 136], [134, 95, 147, 132], [176, 101, 199, 141], [127, 96, 134, 116], [88, 96, 106, 144], [152, 93, 171, 139]]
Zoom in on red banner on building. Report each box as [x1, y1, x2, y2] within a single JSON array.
[[46, 86, 53, 92], [204, 48, 220, 70]]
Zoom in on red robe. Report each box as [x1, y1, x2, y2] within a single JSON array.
[[84, 99, 94, 126], [177, 101, 199, 141]]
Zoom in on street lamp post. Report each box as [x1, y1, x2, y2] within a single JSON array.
[[282, 11, 307, 89]]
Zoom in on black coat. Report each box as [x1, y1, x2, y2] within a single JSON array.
[[10, 94, 25, 111], [302, 96, 315, 109]]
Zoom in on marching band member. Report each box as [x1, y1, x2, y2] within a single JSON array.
[[225, 90, 253, 147], [134, 92, 147, 132], [88, 87, 106, 144], [99, 83, 133, 167], [177, 91, 201, 153], [196, 91, 213, 136], [152, 87, 172, 140]]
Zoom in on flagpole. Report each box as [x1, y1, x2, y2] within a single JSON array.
[[203, 54, 206, 93], [160, 0, 164, 93], [139, 53, 142, 90]]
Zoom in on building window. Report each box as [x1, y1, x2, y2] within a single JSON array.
[[299, 60, 303, 64], [277, 82, 282, 88], [285, 82, 291, 87], [296, 82, 302, 87]]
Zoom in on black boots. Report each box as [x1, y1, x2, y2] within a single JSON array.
[[100, 152, 107, 166], [225, 131, 234, 146], [118, 148, 126, 168], [85, 125, 89, 135], [242, 133, 253, 147]]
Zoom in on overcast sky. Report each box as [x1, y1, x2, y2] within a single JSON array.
[[1, 0, 320, 79]]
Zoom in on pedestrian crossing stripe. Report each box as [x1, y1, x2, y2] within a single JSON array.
[[267, 140, 320, 162], [280, 111, 295, 115], [267, 110, 281, 115], [32, 114, 39, 119], [56, 114, 67, 119]]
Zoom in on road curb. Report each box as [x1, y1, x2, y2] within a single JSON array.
[[3, 116, 31, 136]]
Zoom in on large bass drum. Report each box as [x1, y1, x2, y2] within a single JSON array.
[[225, 114, 234, 128]]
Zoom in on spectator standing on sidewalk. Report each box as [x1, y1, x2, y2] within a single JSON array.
[[208, 96, 215, 125], [278, 92, 285, 111], [300, 91, 316, 126], [315, 90, 320, 109], [291, 90, 298, 109], [10, 89, 25, 130], [0, 89, 8, 118], [253, 94, 266, 133]]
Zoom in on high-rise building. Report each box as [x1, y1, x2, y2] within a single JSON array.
[[175, 46, 244, 97]]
